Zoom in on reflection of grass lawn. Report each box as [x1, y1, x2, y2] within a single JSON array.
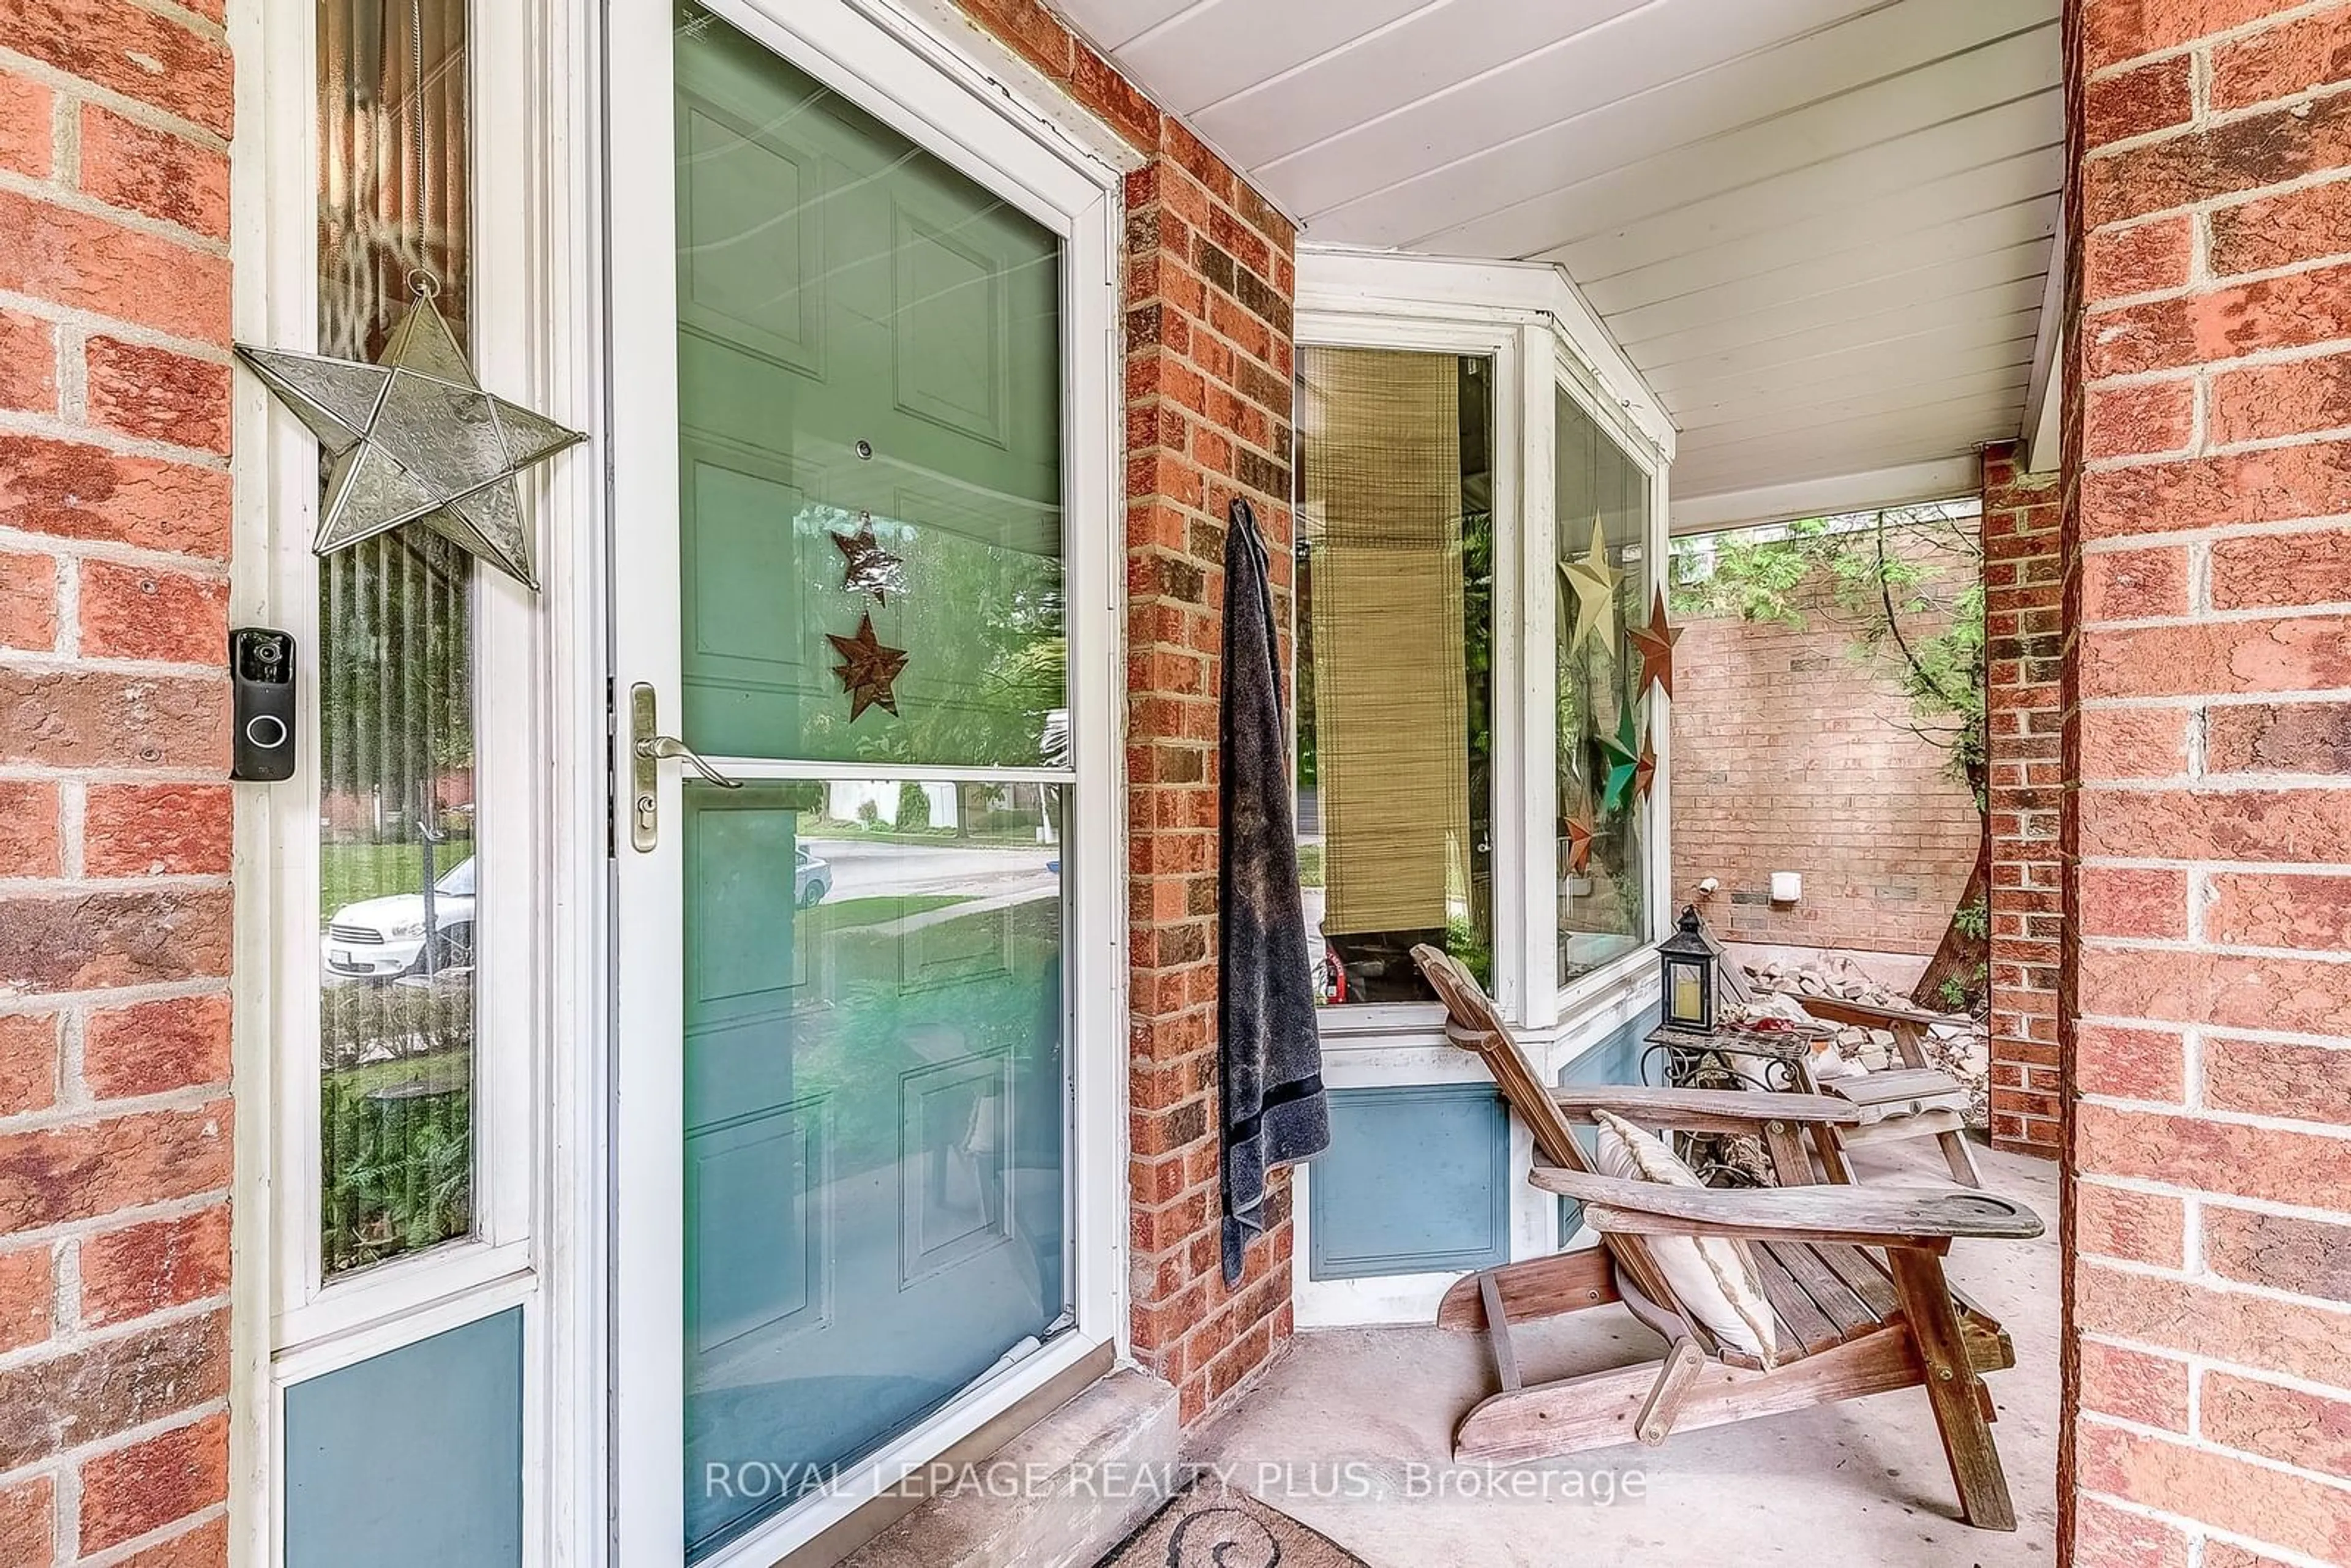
[[798, 820, 1043, 848], [320, 839, 474, 920], [1297, 842, 1324, 888], [806, 893, 964, 929], [323, 1047, 470, 1098]]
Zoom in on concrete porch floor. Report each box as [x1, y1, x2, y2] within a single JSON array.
[[1188, 1139, 2061, 1567]]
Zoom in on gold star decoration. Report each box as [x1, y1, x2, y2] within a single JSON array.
[[1564, 810, 1595, 875], [831, 515, 905, 604], [1560, 517, 1620, 656], [1629, 588, 1682, 700], [827, 613, 909, 721], [234, 274, 583, 590]]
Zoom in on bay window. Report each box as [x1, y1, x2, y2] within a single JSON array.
[[1292, 273, 1670, 1039], [1289, 255, 1674, 1326]]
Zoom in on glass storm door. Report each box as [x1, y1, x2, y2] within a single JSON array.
[[609, 5, 1110, 1562]]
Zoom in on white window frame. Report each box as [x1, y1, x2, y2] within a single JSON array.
[[240, 0, 545, 1362], [1289, 250, 1676, 1326], [230, 0, 598, 1560]]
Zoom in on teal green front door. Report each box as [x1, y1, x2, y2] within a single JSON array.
[[670, 8, 1072, 1556]]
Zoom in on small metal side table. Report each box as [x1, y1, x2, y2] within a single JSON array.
[[1643, 1021, 1834, 1187]]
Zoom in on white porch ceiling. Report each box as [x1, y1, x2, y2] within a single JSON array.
[[1050, 0, 2064, 528]]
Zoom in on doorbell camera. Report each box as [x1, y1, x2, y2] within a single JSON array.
[[231, 626, 298, 781]]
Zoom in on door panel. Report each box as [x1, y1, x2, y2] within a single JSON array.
[[675, 13, 1064, 770], [612, 5, 1109, 1561], [679, 782, 1068, 1555], [666, 10, 1075, 1558]]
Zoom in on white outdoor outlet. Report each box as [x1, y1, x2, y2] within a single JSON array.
[[1769, 871, 1802, 904]]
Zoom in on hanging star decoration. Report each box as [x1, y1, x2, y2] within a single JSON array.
[[1597, 701, 1647, 815], [1629, 587, 1682, 700], [234, 273, 583, 591], [1632, 729, 1658, 803], [827, 612, 909, 721], [831, 514, 906, 604], [1560, 517, 1621, 656], [1563, 805, 1595, 876]]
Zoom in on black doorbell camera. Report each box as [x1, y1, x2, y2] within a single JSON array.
[[231, 626, 298, 781]]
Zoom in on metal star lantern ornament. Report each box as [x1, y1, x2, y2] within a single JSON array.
[[234, 274, 584, 591]]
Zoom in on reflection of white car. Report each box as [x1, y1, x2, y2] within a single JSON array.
[[795, 847, 832, 909], [323, 857, 475, 981]]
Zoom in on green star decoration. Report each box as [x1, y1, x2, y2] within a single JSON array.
[[1597, 701, 1647, 815], [234, 277, 584, 591], [1560, 517, 1620, 656]]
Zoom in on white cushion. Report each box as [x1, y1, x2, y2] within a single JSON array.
[[1589, 1110, 1780, 1367]]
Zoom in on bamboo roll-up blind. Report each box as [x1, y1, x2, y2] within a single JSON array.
[[1300, 347, 1471, 937]]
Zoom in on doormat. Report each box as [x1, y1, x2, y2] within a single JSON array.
[[1098, 1479, 1371, 1567]]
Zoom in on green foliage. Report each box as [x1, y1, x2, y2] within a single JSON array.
[[1671, 505, 1987, 801], [320, 985, 475, 1273], [1952, 895, 1990, 942]]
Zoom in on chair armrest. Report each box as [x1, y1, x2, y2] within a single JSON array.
[[1550, 1084, 1861, 1135], [1792, 994, 1949, 1030], [1529, 1166, 2044, 1249]]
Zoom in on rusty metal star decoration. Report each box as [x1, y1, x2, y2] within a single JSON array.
[[831, 516, 906, 604], [827, 612, 909, 721], [1629, 588, 1682, 700], [1564, 810, 1595, 875], [1633, 730, 1657, 803]]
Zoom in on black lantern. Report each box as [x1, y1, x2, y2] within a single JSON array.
[[1657, 904, 1716, 1032]]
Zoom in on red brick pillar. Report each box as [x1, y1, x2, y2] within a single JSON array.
[[0, 2, 238, 1564], [1983, 441, 2064, 1155], [952, 1, 1301, 1423], [2066, 2, 2351, 1562], [1120, 144, 1298, 1423]]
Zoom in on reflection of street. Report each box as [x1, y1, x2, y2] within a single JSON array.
[[814, 838, 1057, 904]]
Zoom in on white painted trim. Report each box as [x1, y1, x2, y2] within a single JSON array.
[[223, 0, 285, 1555], [869, 0, 1148, 176], [2020, 211, 2068, 475], [1670, 454, 1984, 535], [1296, 247, 1676, 463], [604, 4, 1127, 1564]]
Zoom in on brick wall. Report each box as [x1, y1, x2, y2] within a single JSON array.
[[2064, 1, 2351, 1563], [1670, 542, 1981, 959], [950, 0, 1300, 1424], [0, 1, 238, 1564], [1984, 441, 2066, 1155]]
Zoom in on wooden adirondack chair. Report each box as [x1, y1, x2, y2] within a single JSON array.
[[1409, 945, 2043, 1529], [1791, 991, 1983, 1187]]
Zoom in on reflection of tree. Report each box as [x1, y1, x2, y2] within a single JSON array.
[[319, 528, 475, 803], [795, 502, 1063, 769]]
